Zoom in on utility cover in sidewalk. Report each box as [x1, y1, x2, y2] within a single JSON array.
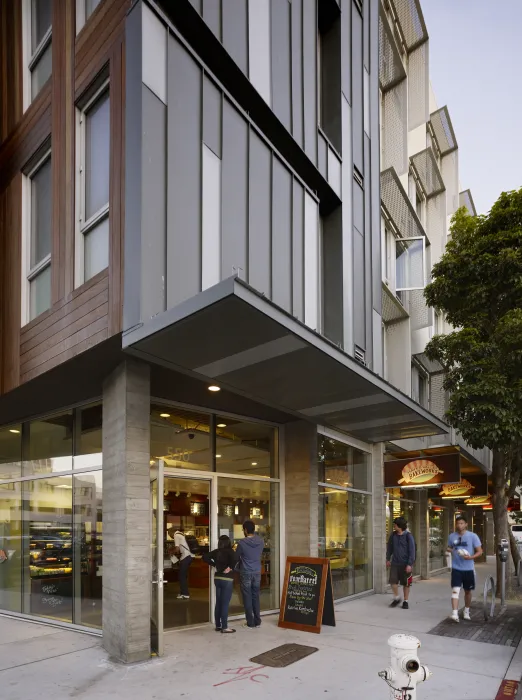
[[428, 605, 522, 647], [250, 644, 318, 668]]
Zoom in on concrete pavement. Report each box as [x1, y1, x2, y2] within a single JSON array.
[[0, 560, 518, 699]]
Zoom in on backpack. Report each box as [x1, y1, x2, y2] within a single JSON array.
[[184, 534, 200, 555]]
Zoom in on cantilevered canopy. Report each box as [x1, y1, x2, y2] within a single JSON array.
[[123, 278, 448, 443]]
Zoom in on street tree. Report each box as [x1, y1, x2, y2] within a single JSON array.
[[424, 188, 522, 592]]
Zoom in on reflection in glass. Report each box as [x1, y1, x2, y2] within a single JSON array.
[[85, 92, 110, 221], [74, 472, 102, 628], [318, 488, 373, 599], [428, 500, 447, 571], [75, 403, 102, 469], [217, 478, 279, 615], [216, 418, 276, 477], [84, 216, 109, 281], [30, 265, 52, 321], [31, 157, 52, 267], [25, 412, 73, 475], [0, 425, 22, 480], [386, 489, 421, 577], [395, 237, 425, 292], [24, 477, 73, 622], [31, 42, 52, 100], [318, 435, 370, 491], [31, 0, 52, 50], [150, 406, 211, 472], [0, 482, 22, 612]]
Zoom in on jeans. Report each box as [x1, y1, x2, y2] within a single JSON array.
[[240, 571, 261, 627], [215, 579, 234, 630], [178, 556, 193, 596]]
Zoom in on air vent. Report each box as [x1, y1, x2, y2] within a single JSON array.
[[353, 167, 364, 188], [354, 346, 366, 365]]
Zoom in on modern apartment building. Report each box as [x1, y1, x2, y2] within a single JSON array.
[[379, 0, 491, 576], [0, 0, 487, 663]]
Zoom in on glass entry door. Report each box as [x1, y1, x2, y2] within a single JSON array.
[[151, 460, 164, 656]]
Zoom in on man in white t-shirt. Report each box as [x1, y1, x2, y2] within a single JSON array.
[[170, 529, 193, 600]]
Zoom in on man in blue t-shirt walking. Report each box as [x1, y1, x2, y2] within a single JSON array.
[[447, 513, 483, 622]]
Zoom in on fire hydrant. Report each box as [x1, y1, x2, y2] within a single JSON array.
[[378, 634, 432, 699]]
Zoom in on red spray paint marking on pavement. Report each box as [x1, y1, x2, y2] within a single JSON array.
[[213, 665, 269, 687], [495, 679, 519, 700]]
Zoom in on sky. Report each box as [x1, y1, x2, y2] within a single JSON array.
[[421, 0, 522, 215]]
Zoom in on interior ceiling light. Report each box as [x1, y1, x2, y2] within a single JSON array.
[[160, 413, 170, 418], [9, 429, 20, 434], [217, 423, 227, 428], [216, 454, 222, 458], [252, 462, 258, 466], [208, 385, 221, 392]]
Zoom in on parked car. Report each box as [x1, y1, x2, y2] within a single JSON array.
[[511, 525, 522, 544]]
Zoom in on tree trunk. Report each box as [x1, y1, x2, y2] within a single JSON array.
[[492, 449, 515, 597]]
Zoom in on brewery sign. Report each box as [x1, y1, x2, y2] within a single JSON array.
[[384, 453, 460, 489]]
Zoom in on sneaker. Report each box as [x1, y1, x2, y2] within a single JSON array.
[[402, 601, 409, 610], [450, 613, 459, 623], [177, 594, 190, 600], [215, 627, 222, 632], [243, 623, 254, 629], [255, 625, 261, 628], [389, 598, 401, 608], [221, 628, 236, 634], [463, 609, 471, 621]]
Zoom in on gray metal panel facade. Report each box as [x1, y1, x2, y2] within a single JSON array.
[[302, 0, 318, 164], [322, 207, 343, 346], [222, 0, 248, 73], [203, 75, 222, 158], [221, 99, 248, 281], [167, 36, 202, 307], [353, 228, 366, 350], [351, 5, 364, 173], [271, 157, 292, 313], [292, 180, 305, 322], [141, 85, 166, 322], [364, 134, 373, 359], [290, 0, 304, 148], [270, 0, 292, 132], [341, 0, 352, 102], [202, 0, 221, 39], [248, 131, 272, 297]]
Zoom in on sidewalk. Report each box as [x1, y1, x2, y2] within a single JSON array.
[[0, 560, 519, 700]]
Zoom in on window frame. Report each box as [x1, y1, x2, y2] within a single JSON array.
[[76, 0, 103, 34], [22, 0, 53, 110], [395, 235, 426, 292], [21, 148, 53, 326], [75, 80, 110, 287]]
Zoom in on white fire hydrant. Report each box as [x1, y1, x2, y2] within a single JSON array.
[[378, 634, 432, 699]]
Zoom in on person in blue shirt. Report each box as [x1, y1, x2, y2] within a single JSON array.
[[447, 513, 482, 623]]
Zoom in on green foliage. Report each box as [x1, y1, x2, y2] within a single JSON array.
[[424, 189, 522, 451]]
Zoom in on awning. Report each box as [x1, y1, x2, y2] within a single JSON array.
[[388, 0, 428, 53], [459, 189, 477, 217], [379, 5, 406, 92], [430, 106, 458, 157], [123, 277, 448, 443], [381, 167, 427, 240], [410, 147, 445, 199]]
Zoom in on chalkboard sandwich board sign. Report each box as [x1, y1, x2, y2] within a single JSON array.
[[278, 557, 335, 634]]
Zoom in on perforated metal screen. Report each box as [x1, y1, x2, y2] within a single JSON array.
[[410, 147, 445, 199], [459, 189, 477, 216], [429, 372, 447, 420], [381, 167, 426, 239], [379, 8, 406, 92], [382, 282, 409, 324], [389, 0, 428, 52], [441, 152, 459, 219], [426, 193, 446, 266], [382, 80, 408, 175], [409, 289, 431, 331], [430, 106, 458, 156]]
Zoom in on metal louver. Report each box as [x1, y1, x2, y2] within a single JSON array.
[[430, 106, 458, 156], [388, 0, 428, 53], [379, 6, 406, 92], [410, 148, 445, 199], [381, 167, 426, 240], [459, 189, 477, 216]]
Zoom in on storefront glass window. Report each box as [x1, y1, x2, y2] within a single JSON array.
[[75, 403, 102, 469], [428, 500, 448, 571], [0, 482, 22, 612], [217, 477, 279, 614], [24, 411, 74, 476], [0, 425, 22, 480], [150, 405, 211, 472], [24, 476, 74, 622], [386, 489, 421, 577], [74, 471, 103, 628], [318, 435, 373, 600], [216, 418, 277, 478]]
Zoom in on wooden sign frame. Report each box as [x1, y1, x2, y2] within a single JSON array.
[[278, 556, 335, 634]]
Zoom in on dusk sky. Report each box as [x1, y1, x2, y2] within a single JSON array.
[[422, 0, 522, 215]]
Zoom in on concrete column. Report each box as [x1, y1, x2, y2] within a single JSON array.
[[284, 421, 318, 557], [372, 443, 387, 593], [102, 359, 151, 663], [419, 489, 429, 579]]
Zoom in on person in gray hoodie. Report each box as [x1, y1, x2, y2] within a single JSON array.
[[237, 520, 264, 628]]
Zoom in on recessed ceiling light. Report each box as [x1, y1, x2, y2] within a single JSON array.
[[9, 429, 20, 434], [208, 385, 220, 392], [217, 423, 227, 428], [326, 478, 331, 481], [160, 413, 170, 418], [251, 462, 258, 466], [150, 460, 156, 465], [216, 454, 222, 458]]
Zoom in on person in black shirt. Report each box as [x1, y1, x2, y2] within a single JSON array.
[[386, 516, 416, 609], [203, 535, 239, 633]]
